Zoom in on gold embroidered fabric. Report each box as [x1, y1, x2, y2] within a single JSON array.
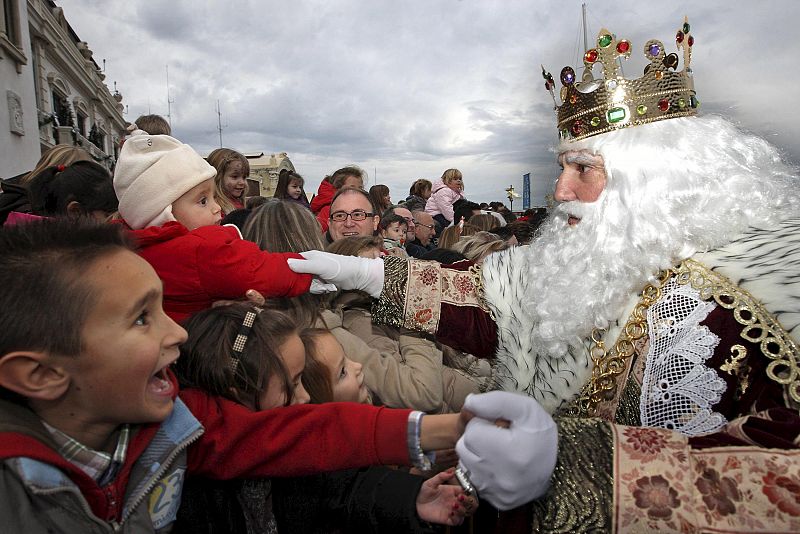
[[530, 417, 614, 533], [371, 256, 409, 330], [678, 259, 800, 405], [372, 258, 491, 335]]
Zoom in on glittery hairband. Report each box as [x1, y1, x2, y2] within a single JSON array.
[[229, 307, 262, 373]]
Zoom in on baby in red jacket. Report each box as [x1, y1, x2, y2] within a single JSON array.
[[113, 131, 317, 323]]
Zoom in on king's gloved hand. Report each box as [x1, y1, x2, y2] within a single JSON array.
[[287, 250, 385, 298], [456, 391, 558, 510]]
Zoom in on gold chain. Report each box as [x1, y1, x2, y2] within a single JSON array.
[[568, 268, 673, 417]]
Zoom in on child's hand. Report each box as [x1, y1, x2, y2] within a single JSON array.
[[211, 289, 266, 308], [416, 468, 478, 526]]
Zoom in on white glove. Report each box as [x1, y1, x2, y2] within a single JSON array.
[[287, 250, 385, 298], [456, 391, 558, 510]]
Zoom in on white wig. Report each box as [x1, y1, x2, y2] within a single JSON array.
[[485, 115, 800, 410]]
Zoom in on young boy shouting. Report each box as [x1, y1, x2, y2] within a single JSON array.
[[0, 219, 481, 532]]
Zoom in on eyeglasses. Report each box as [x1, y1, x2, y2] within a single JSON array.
[[416, 222, 435, 230], [330, 210, 374, 222]]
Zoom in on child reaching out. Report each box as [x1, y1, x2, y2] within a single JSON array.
[[0, 219, 510, 532], [113, 130, 382, 323], [175, 304, 475, 532], [425, 168, 465, 229], [274, 168, 311, 208], [379, 212, 409, 258]]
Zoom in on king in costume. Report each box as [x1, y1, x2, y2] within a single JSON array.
[[373, 17, 800, 532]]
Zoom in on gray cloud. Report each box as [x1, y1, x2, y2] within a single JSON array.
[[59, 0, 800, 205]]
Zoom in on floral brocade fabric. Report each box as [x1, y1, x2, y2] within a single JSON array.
[[613, 424, 800, 532]]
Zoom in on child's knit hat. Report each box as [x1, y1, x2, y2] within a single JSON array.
[[113, 130, 216, 229]]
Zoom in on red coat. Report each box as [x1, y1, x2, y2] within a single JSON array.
[[311, 180, 336, 232], [132, 222, 312, 323]]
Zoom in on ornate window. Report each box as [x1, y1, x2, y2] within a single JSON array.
[[0, 0, 25, 69]]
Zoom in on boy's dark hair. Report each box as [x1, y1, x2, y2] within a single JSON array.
[[299, 328, 335, 403], [452, 199, 481, 227], [326, 235, 383, 257], [378, 212, 407, 232], [134, 114, 171, 135], [176, 305, 298, 409], [0, 219, 133, 359], [27, 160, 118, 218], [409, 179, 432, 198]]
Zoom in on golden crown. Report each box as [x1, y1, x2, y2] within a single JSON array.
[[542, 17, 698, 142]]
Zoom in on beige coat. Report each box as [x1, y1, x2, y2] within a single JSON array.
[[317, 292, 482, 413]]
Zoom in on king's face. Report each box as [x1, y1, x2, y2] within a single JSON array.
[[554, 150, 607, 225]]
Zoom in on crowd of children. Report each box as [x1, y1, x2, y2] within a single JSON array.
[[0, 115, 553, 532]]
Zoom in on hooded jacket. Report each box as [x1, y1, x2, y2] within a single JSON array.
[[132, 222, 312, 323], [310, 180, 336, 232], [424, 180, 463, 224]]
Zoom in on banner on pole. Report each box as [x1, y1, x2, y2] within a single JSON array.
[[522, 173, 531, 210]]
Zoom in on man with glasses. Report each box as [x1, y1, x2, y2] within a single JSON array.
[[407, 210, 437, 258], [327, 187, 380, 242]]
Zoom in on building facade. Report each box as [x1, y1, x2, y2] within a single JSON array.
[[1, 0, 126, 179]]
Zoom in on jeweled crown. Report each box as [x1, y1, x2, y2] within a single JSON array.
[[542, 17, 699, 142]]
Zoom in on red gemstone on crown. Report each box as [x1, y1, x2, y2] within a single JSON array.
[[571, 120, 584, 135], [688, 35, 694, 47], [676, 31, 684, 43], [658, 99, 670, 112], [616, 40, 630, 54], [584, 49, 599, 63]]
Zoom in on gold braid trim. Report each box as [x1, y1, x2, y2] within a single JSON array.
[[566, 269, 673, 418], [678, 258, 800, 404], [370, 256, 409, 329], [530, 418, 614, 533]]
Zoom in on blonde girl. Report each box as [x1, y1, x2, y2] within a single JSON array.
[[425, 168, 464, 228], [207, 148, 250, 214]]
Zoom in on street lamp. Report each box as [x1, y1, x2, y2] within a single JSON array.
[[505, 185, 520, 212]]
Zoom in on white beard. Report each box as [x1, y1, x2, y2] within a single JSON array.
[[482, 191, 679, 412]]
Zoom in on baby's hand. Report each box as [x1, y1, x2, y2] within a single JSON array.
[[416, 468, 478, 526]]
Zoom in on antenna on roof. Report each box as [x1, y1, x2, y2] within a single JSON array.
[[166, 64, 174, 128], [216, 99, 226, 147]]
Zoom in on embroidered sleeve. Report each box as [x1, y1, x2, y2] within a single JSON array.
[[372, 257, 493, 337], [530, 418, 614, 532]]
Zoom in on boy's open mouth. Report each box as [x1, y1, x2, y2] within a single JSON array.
[[148, 367, 174, 396]]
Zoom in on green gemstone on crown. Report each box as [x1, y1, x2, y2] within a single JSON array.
[[683, 22, 690, 34], [607, 107, 626, 123], [636, 104, 647, 115], [598, 34, 613, 48], [590, 117, 600, 127], [677, 98, 687, 109]]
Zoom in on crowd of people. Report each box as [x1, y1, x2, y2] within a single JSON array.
[[1, 15, 800, 534]]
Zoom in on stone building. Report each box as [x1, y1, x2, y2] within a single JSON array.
[[1, 0, 125, 179], [244, 151, 296, 198]]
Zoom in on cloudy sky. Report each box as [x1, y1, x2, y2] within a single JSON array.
[[59, 0, 800, 206]]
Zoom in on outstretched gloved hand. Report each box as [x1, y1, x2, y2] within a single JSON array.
[[456, 391, 558, 511], [287, 250, 385, 298]]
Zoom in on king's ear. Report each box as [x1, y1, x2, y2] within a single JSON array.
[[0, 351, 71, 401]]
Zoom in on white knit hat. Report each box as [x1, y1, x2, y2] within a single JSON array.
[[113, 130, 217, 229]]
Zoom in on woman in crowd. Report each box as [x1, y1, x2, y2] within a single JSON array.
[[405, 179, 432, 213], [369, 184, 392, 214]]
